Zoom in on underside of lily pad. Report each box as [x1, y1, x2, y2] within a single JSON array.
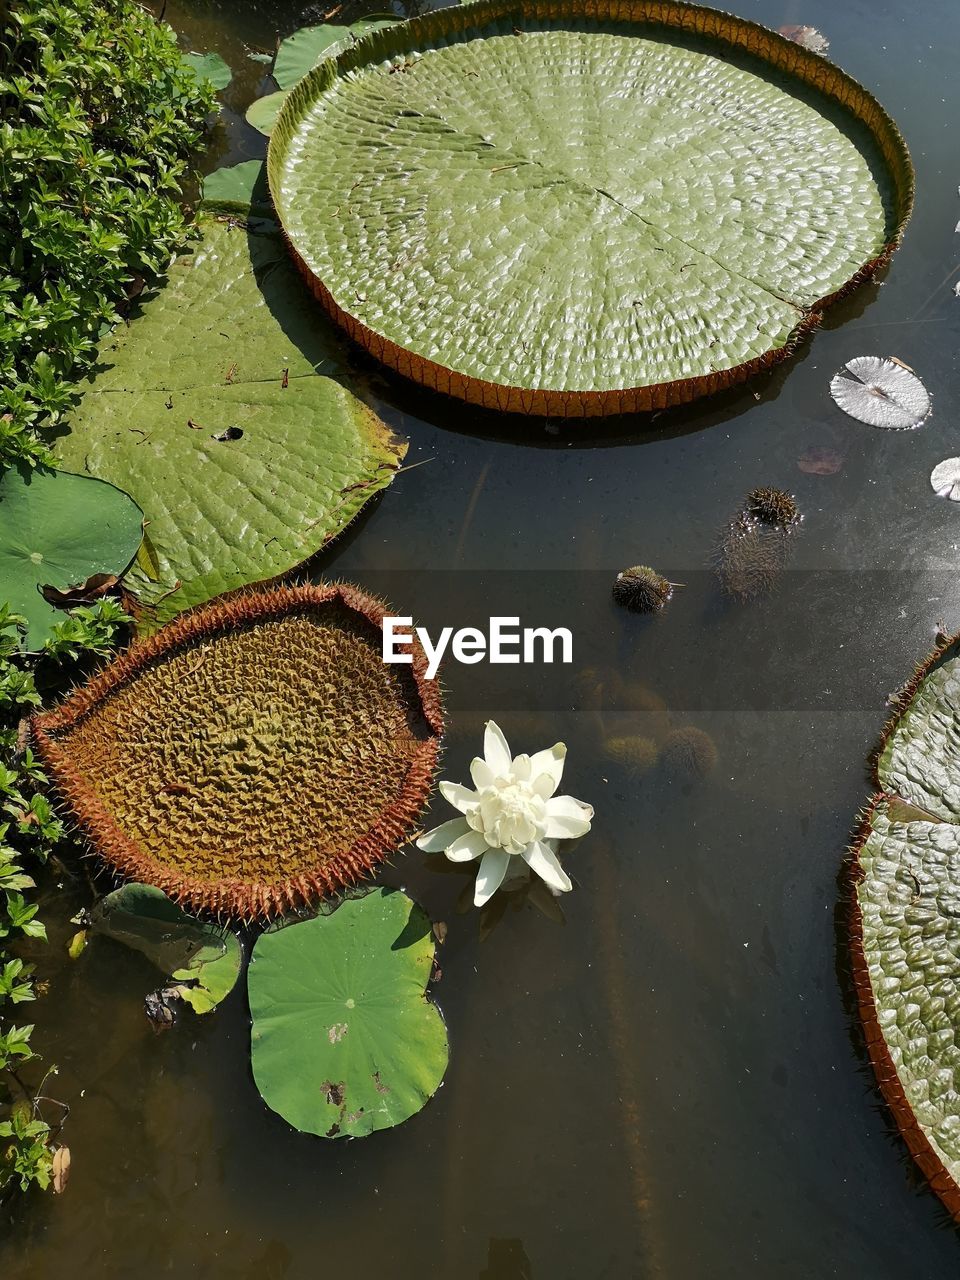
[[30, 584, 443, 919], [849, 630, 960, 1220], [268, 0, 913, 417]]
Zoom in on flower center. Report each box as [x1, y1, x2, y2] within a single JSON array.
[[470, 780, 547, 855]]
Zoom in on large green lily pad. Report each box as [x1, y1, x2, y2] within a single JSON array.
[[56, 218, 405, 631], [851, 633, 960, 1220], [268, 0, 912, 417], [249, 888, 448, 1138], [0, 466, 143, 650], [87, 882, 241, 1014]]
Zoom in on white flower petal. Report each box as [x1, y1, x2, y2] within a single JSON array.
[[439, 780, 479, 814], [543, 794, 594, 839], [511, 752, 532, 781], [521, 840, 573, 894], [474, 847, 511, 906], [446, 829, 490, 862], [483, 720, 512, 775], [416, 817, 471, 853], [470, 756, 495, 789], [529, 743, 566, 797]]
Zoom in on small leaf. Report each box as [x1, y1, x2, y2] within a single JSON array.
[[67, 930, 87, 960], [181, 51, 232, 91], [273, 15, 401, 89], [201, 161, 273, 218], [829, 356, 931, 430], [245, 90, 289, 137], [931, 458, 960, 502], [51, 1145, 70, 1194], [797, 445, 843, 476]]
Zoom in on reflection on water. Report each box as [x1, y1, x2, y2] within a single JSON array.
[[5, 0, 960, 1274]]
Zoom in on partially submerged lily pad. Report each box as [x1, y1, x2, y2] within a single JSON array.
[[31, 584, 444, 919], [930, 458, 960, 501], [0, 466, 143, 650], [272, 15, 401, 89], [181, 50, 232, 91], [201, 161, 273, 218], [830, 356, 930, 429], [268, 0, 912, 416], [850, 629, 960, 1219], [244, 91, 290, 138], [86, 883, 241, 1014], [248, 888, 448, 1138], [56, 217, 405, 631]]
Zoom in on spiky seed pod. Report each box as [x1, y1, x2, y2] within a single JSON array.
[[745, 486, 800, 526], [603, 735, 659, 776], [613, 566, 673, 614], [661, 727, 718, 780], [714, 513, 791, 601], [30, 583, 444, 921]]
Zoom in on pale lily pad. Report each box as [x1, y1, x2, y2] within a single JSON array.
[[830, 356, 931, 429], [273, 15, 400, 90], [249, 888, 448, 1138], [56, 217, 405, 631], [930, 458, 960, 501], [0, 466, 143, 650], [181, 50, 232, 91], [245, 91, 289, 138], [86, 883, 241, 1014]]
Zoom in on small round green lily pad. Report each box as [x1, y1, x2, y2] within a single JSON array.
[[249, 888, 448, 1138]]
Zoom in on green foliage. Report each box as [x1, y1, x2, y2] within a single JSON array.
[[0, 465, 143, 650], [0, 598, 129, 1196], [0, 0, 215, 468]]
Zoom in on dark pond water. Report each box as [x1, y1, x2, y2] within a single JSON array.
[[5, 0, 960, 1275]]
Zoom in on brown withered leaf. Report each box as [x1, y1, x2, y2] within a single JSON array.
[[40, 573, 118, 607]]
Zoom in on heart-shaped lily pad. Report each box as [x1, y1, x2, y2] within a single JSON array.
[[31, 584, 443, 919], [249, 887, 448, 1138], [0, 466, 143, 651], [86, 882, 241, 1014], [850, 629, 960, 1220]]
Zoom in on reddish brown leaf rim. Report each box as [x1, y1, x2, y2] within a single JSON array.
[[268, 0, 914, 419], [31, 583, 444, 922]]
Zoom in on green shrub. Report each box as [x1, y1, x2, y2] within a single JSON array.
[[0, 598, 130, 1197], [0, 0, 214, 467]]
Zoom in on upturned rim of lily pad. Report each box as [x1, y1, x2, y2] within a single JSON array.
[[30, 583, 444, 920], [267, 0, 914, 419], [847, 627, 960, 1221]]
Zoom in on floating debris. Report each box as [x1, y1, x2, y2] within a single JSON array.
[[612, 565, 677, 614], [777, 24, 829, 54], [745, 486, 800, 527], [661, 727, 718, 780], [797, 445, 843, 475], [930, 458, 960, 501], [829, 356, 930, 430]]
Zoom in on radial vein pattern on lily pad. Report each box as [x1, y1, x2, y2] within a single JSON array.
[[268, 0, 913, 416], [850, 630, 960, 1219], [56, 217, 406, 632], [30, 584, 443, 919], [249, 888, 448, 1138]]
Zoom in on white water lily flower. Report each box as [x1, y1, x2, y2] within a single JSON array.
[[417, 720, 593, 907]]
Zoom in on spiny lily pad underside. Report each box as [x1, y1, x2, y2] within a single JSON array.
[[268, 0, 913, 417], [850, 633, 960, 1220], [31, 585, 443, 920]]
